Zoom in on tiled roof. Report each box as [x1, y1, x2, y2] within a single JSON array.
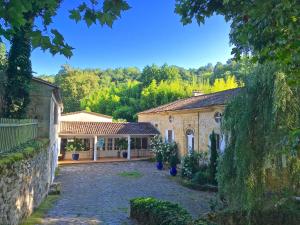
[[60, 122, 159, 135], [139, 88, 241, 114]]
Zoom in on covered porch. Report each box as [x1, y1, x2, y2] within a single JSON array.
[[59, 121, 159, 161]]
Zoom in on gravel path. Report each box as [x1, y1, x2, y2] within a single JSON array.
[[42, 161, 214, 225]]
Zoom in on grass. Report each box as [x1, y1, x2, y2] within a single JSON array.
[[117, 170, 143, 178], [55, 167, 60, 177], [21, 195, 59, 225]]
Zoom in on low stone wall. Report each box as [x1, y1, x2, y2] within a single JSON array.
[[0, 139, 52, 225]]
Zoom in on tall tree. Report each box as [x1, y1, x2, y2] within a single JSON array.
[[219, 63, 300, 212], [55, 65, 100, 112], [0, 0, 130, 117], [175, 0, 300, 83]]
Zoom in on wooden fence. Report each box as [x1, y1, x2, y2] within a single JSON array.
[[0, 118, 38, 154]]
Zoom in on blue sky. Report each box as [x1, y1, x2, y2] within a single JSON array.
[[29, 0, 232, 75]]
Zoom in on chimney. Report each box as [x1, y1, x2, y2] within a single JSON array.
[[192, 90, 204, 97]]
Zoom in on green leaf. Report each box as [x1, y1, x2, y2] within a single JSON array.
[[69, 9, 81, 23]]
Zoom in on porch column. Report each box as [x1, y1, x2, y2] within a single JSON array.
[[94, 136, 97, 161], [127, 135, 131, 160]]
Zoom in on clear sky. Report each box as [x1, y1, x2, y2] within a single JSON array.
[[29, 0, 232, 75]]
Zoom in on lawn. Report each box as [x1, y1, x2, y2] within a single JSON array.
[[21, 195, 59, 225]]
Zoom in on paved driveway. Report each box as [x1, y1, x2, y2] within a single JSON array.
[[43, 161, 214, 225]]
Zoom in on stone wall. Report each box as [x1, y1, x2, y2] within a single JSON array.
[[138, 106, 224, 157], [0, 140, 52, 225]]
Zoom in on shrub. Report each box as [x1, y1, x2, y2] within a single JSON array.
[[130, 197, 193, 225], [151, 135, 178, 163], [181, 152, 200, 179], [192, 170, 210, 185]]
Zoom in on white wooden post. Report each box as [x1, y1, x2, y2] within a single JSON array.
[[127, 135, 131, 160], [94, 136, 97, 161]]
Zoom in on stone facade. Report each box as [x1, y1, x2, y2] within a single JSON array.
[[0, 142, 52, 225], [138, 106, 224, 157], [26, 78, 62, 183]]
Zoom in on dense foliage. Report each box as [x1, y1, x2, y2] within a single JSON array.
[[0, 0, 130, 117], [175, 0, 300, 84], [3, 25, 32, 118], [181, 152, 201, 179], [175, 0, 300, 218], [218, 63, 300, 212], [130, 197, 193, 225], [39, 60, 247, 121], [0, 0, 130, 58]]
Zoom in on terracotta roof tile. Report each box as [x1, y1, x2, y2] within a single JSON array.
[[139, 88, 241, 114], [60, 122, 159, 135]]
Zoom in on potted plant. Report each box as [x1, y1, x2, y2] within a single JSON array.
[[156, 152, 163, 170], [169, 154, 178, 176], [65, 138, 84, 160], [122, 151, 128, 158]]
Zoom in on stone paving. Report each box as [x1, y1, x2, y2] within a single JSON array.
[[43, 161, 214, 225]]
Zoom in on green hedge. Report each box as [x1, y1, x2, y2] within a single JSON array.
[[213, 200, 300, 225], [0, 138, 49, 170], [130, 197, 193, 225]]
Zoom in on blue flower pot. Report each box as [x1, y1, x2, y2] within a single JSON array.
[[156, 161, 163, 170], [72, 153, 79, 160], [170, 166, 177, 176]]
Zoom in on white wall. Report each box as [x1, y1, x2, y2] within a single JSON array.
[[61, 112, 112, 122]]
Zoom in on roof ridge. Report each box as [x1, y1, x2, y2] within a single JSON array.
[[138, 87, 241, 114], [61, 110, 113, 118]]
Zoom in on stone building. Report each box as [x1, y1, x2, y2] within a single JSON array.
[[26, 77, 63, 182], [138, 88, 240, 157]]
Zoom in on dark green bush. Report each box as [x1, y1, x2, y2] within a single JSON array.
[[192, 170, 210, 185], [213, 199, 300, 225], [130, 197, 193, 225]]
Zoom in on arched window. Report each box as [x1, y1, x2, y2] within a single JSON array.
[[186, 129, 194, 154]]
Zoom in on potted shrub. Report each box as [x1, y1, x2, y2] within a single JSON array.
[[169, 154, 178, 176], [65, 138, 84, 160], [156, 152, 163, 170], [122, 151, 128, 158]]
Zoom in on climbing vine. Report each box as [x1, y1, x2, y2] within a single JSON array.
[[217, 63, 300, 213], [4, 25, 32, 118]]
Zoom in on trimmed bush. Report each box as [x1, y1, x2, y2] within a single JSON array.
[[130, 197, 193, 225]]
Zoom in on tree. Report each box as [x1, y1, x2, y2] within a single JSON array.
[[0, 1, 130, 57], [55, 65, 100, 112], [209, 130, 218, 185], [1, 0, 130, 117], [218, 63, 300, 212], [3, 25, 32, 118], [175, 0, 300, 83]]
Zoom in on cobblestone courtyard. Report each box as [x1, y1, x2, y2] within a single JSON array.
[[43, 161, 214, 225]]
